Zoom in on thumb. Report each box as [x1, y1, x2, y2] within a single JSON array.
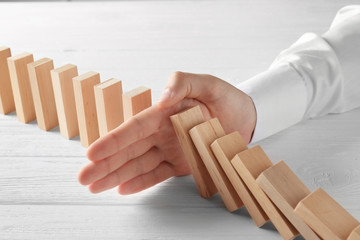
[[157, 71, 216, 108]]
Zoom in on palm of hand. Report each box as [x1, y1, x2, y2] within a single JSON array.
[[78, 73, 256, 195]]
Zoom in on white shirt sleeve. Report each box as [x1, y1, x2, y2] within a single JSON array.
[[237, 5, 360, 143]]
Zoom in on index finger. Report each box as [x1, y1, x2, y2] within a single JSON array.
[[87, 104, 163, 161]]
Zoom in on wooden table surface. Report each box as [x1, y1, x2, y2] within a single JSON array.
[[0, 1, 359, 239]]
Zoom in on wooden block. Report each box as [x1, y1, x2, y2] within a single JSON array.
[[295, 188, 360, 240], [94, 78, 124, 137], [211, 132, 268, 226], [73, 71, 100, 147], [189, 118, 243, 212], [170, 106, 217, 198], [51, 64, 79, 139], [231, 146, 298, 240], [0, 47, 15, 114], [27, 58, 58, 131], [122, 86, 151, 121], [7, 52, 36, 123], [348, 225, 360, 240], [257, 161, 320, 239]]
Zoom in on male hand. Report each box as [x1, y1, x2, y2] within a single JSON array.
[[78, 72, 256, 195]]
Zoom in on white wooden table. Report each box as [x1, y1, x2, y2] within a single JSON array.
[[0, 1, 359, 239]]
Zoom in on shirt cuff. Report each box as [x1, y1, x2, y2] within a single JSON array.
[[237, 64, 308, 143]]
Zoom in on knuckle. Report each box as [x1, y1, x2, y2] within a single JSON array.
[[135, 158, 145, 175], [125, 144, 137, 161], [171, 71, 185, 80], [169, 71, 187, 86], [131, 116, 145, 140], [109, 132, 120, 153]]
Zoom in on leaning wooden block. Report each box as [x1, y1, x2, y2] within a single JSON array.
[[348, 225, 360, 240], [232, 146, 298, 240], [189, 118, 243, 212], [257, 161, 320, 239], [51, 64, 79, 139], [211, 132, 268, 226], [7, 52, 36, 123], [28, 58, 58, 131], [170, 106, 217, 198], [123, 86, 151, 121], [0, 47, 15, 114], [94, 78, 124, 137], [73, 71, 100, 147], [295, 188, 359, 240]]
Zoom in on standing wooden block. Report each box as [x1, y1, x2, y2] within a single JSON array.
[[27, 58, 58, 131], [0, 47, 15, 114], [257, 161, 320, 239], [94, 78, 124, 137], [211, 132, 268, 226], [170, 106, 217, 198], [295, 188, 359, 240], [189, 118, 243, 212], [73, 71, 100, 147], [51, 64, 79, 139], [348, 225, 360, 240], [122, 86, 151, 121], [231, 146, 298, 240], [7, 52, 36, 123]]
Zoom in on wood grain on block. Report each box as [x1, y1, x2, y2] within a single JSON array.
[[27, 58, 58, 131], [257, 161, 320, 239], [51, 64, 79, 139], [295, 188, 360, 240], [211, 132, 268, 226], [7, 52, 36, 123], [231, 146, 298, 240], [348, 225, 360, 240], [189, 118, 243, 212], [94, 78, 124, 137], [123, 86, 151, 121], [73, 71, 100, 147], [170, 106, 217, 198], [0, 47, 15, 114]]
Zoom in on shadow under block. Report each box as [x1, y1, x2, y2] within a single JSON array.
[[257, 161, 320, 240], [51, 64, 79, 139], [189, 118, 243, 212], [170, 106, 217, 198], [348, 225, 360, 240], [295, 188, 360, 240], [211, 132, 268, 226], [123, 86, 151, 121], [73, 71, 100, 147], [231, 146, 298, 240], [94, 78, 124, 137], [7, 52, 36, 123], [0, 47, 15, 114], [27, 58, 58, 131]]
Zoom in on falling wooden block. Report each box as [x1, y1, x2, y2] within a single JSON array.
[[257, 161, 320, 239], [94, 78, 124, 137], [348, 225, 360, 240], [51, 64, 79, 139], [189, 118, 243, 212], [211, 132, 268, 226], [7, 52, 36, 123], [295, 188, 360, 240], [232, 146, 298, 240], [123, 86, 151, 121], [170, 106, 217, 198], [73, 71, 100, 147], [0, 47, 15, 114], [27, 58, 58, 131]]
